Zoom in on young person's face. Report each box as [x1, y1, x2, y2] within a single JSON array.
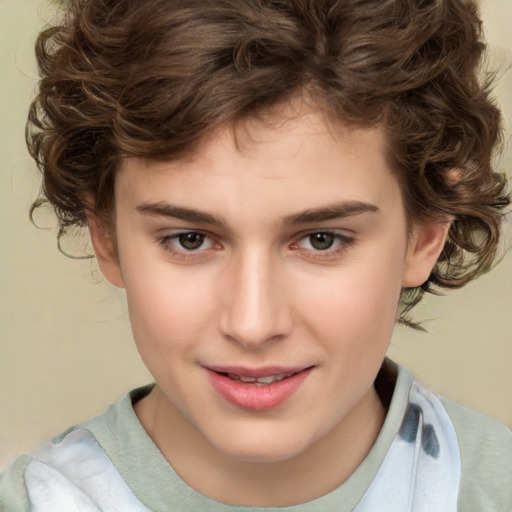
[[91, 108, 446, 465]]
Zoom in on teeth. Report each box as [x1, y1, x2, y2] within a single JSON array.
[[255, 376, 277, 384], [239, 375, 258, 383], [227, 372, 295, 384]]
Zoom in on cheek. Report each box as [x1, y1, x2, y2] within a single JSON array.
[[294, 247, 405, 346], [121, 261, 218, 357]]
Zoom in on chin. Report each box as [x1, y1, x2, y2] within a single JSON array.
[[210, 427, 315, 464]]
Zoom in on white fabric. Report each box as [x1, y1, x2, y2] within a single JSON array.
[[25, 430, 151, 512], [24, 381, 461, 511], [354, 382, 461, 511]]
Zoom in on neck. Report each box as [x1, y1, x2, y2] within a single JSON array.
[[135, 384, 386, 506]]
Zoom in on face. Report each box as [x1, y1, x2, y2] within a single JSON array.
[[91, 109, 446, 466]]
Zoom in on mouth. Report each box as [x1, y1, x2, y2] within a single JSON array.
[[205, 366, 314, 410], [219, 371, 299, 385]]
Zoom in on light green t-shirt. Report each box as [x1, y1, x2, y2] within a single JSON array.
[[1, 362, 511, 511]]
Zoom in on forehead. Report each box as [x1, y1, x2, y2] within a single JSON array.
[[115, 109, 402, 222]]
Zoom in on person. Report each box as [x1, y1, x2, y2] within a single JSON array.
[[1, 0, 511, 510]]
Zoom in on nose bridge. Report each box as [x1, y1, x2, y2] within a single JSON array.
[[220, 245, 291, 347]]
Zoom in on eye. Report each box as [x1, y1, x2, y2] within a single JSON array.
[[296, 231, 352, 252], [159, 231, 216, 253], [290, 231, 355, 260], [305, 232, 336, 250], [177, 232, 207, 250]]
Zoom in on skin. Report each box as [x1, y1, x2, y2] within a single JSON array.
[[87, 107, 449, 506]]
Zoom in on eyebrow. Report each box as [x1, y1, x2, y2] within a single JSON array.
[[136, 202, 228, 227], [282, 201, 380, 225], [136, 200, 379, 227]]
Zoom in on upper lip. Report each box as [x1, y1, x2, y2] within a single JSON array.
[[205, 365, 313, 378]]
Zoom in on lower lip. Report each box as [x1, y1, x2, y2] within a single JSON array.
[[206, 368, 313, 411]]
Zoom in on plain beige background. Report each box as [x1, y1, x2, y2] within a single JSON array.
[[1, 0, 511, 470]]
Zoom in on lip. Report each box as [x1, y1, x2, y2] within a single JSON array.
[[205, 365, 314, 411]]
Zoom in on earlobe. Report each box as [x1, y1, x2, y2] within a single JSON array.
[[85, 209, 125, 289], [402, 220, 451, 288]]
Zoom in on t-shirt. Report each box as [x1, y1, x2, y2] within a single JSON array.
[[1, 361, 511, 511]]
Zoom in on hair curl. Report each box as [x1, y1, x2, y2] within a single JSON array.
[[27, 0, 510, 327]]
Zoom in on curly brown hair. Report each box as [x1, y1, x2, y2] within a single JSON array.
[[27, 0, 510, 327]]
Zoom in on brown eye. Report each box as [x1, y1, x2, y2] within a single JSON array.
[[308, 233, 335, 250], [178, 232, 205, 250]]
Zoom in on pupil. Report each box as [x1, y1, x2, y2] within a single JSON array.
[[310, 233, 334, 250], [179, 233, 204, 250]]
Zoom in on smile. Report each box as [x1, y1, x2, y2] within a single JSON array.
[[205, 366, 314, 411], [224, 372, 296, 385]]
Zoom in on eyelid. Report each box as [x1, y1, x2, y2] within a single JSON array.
[[157, 229, 220, 256], [290, 230, 355, 258], [293, 229, 354, 245], [155, 228, 355, 262]]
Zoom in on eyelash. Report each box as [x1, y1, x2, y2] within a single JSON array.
[[157, 231, 218, 260], [156, 230, 355, 261], [291, 232, 355, 260]]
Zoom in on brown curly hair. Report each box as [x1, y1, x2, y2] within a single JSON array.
[[27, 0, 510, 327]]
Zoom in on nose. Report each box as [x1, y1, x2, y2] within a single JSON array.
[[219, 248, 293, 349]]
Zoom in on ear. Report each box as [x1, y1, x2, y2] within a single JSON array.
[[402, 220, 451, 288], [85, 208, 125, 289]]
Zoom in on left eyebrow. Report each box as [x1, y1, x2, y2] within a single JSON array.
[[283, 201, 380, 225]]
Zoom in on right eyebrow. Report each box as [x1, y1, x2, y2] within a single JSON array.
[[136, 202, 228, 228]]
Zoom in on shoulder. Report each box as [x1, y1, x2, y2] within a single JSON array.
[[0, 386, 154, 512], [1, 427, 151, 512], [0, 455, 32, 512], [390, 362, 512, 512], [1, 430, 111, 512], [440, 397, 512, 512]]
